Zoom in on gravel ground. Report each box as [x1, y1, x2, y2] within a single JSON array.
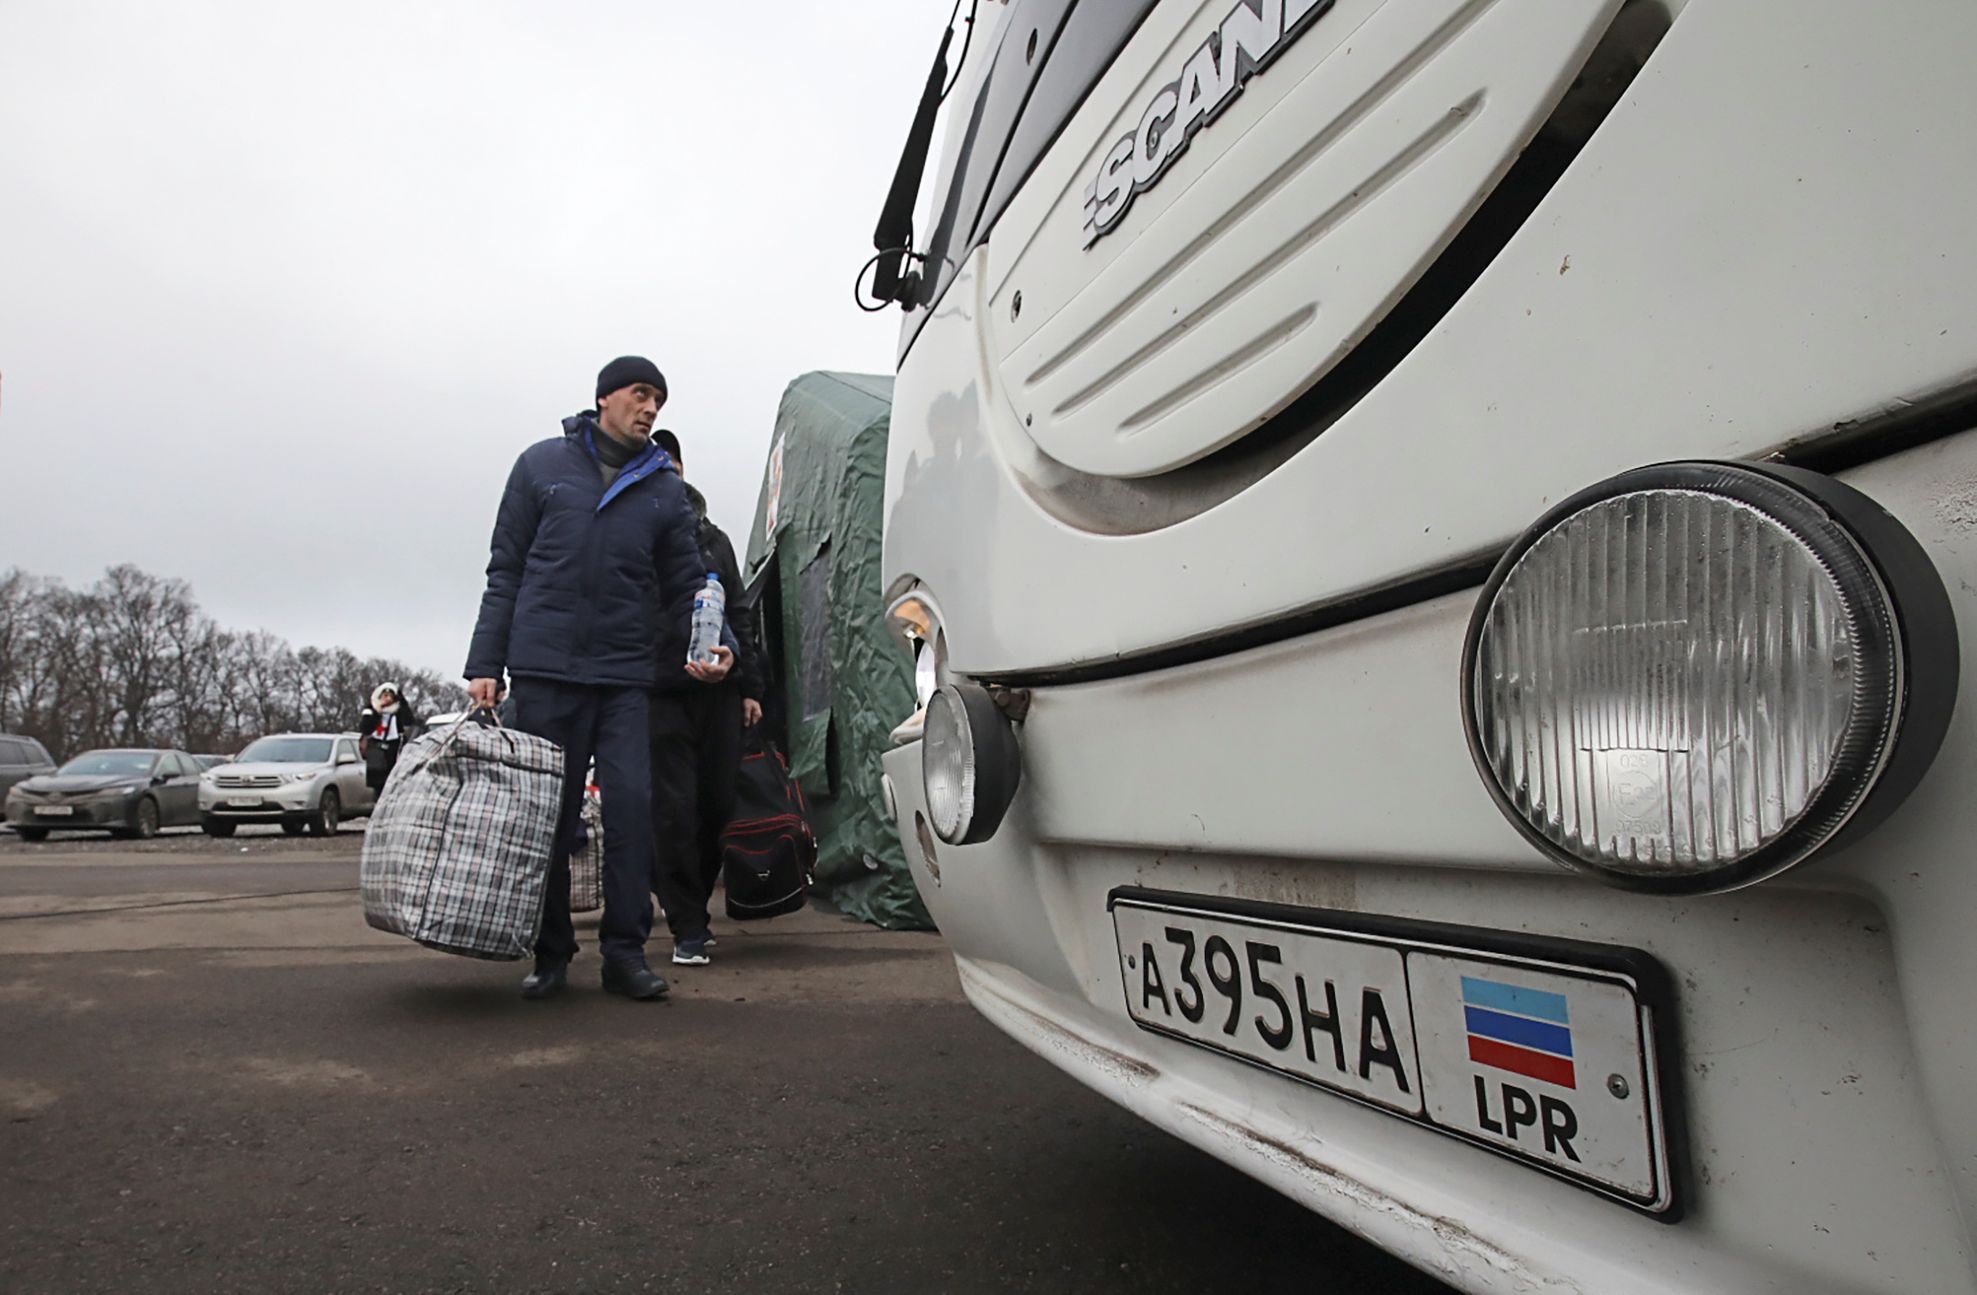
[[1, 822, 368, 856], [0, 838, 1456, 1294]]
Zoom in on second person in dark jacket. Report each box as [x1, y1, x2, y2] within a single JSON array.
[[465, 356, 732, 1002], [648, 428, 766, 966]]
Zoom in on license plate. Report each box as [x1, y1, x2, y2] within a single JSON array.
[[34, 805, 74, 817], [225, 797, 261, 808], [1110, 889, 1680, 1216]]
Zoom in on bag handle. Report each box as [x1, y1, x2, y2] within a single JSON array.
[[402, 702, 502, 781]]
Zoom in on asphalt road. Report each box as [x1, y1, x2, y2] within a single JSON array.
[[0, 830, 1453, 1294]]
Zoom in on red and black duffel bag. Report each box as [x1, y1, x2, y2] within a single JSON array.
[[720, 740, 816, 921]]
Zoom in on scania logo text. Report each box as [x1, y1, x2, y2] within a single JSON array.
[[1081, 0, 1336, 248]]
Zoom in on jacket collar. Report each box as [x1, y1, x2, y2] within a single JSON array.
[[563, 413, 674, 487]]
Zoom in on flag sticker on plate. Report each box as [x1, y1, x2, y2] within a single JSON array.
[[1411, 952, 1662, 1202], [1461, 976, 1577, 1090]]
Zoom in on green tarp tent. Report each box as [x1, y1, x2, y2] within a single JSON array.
[[743, 372, 930, 930]]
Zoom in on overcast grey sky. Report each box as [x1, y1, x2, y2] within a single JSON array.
[[0, 0, 943, 681]]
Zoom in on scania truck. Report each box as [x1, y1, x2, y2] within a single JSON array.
[[867, 2, 1977, 1290]]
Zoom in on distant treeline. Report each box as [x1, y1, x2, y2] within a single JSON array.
[[0, 565, 467, 760]]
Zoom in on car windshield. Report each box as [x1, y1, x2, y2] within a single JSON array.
[[237, 738, 333, 765], [58, 752, 157, 777]]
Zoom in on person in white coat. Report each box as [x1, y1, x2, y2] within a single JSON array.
[[356, 683, 418, 794]]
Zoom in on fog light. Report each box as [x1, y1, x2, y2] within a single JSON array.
[[1462, 461, 1957, 894], [924, 683, 1022, 845]]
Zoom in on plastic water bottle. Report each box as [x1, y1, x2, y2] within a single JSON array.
[[688, 573, 725, 666]]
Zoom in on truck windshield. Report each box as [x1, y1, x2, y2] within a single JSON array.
[[238, 738, 333, 765], [58, 752, 158, 777]]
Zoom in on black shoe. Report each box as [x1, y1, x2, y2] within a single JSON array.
[[601, 960, 669, 1001], [520, 958, 569, 1000]]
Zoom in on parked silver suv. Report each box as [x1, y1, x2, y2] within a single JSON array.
[[199, 733, 373, 837]]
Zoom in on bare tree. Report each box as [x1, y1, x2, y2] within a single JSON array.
[[38, 584, 113, 759], [7, 579, 70, 750], [0, 569, 38, 734], [165, 612, 232, 754], [95, 565, 196, 745], [227, 630, 303, 741], [0, 566, 465, 760]]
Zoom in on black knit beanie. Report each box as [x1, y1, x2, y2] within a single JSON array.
[[595, 356, 667, 402]]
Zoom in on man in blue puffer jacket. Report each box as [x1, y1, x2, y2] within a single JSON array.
[[465, 355, 732, 1002]]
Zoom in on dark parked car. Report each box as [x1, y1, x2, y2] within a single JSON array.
[[4, 748, 205, 840], [0, 735, 58, 819]]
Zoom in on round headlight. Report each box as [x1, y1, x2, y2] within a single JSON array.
[[1462, 461, 1957, 894], [923, 683, 1022, 845]]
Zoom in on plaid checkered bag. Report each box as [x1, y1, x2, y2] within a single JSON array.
[[567, 788, 604, 914], [360, 714, 565, 960]]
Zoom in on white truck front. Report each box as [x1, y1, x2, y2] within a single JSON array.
[[866, 2, 1977, 1290]]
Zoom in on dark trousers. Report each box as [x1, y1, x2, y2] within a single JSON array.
[[363, 743, 399, 793], [650, 685, 742, 941], [510, 678, 654, 966]]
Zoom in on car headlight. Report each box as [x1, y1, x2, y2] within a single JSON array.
[[1462, 461, 1958, 895], [281, 772, 316, 785], [923, 683, 1022, 846], [90, 786, 138, 802]]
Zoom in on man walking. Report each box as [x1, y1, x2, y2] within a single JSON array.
[[465, 357, 731, 1001], [649, 428, 765, 966]]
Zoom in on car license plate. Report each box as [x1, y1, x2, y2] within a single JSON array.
[[1110, 888, 1680, 1215], [35, 805, 73, 817], [225, 797, 261, 808]]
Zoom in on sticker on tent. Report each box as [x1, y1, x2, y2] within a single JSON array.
[[764, 438, 784, 542]]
